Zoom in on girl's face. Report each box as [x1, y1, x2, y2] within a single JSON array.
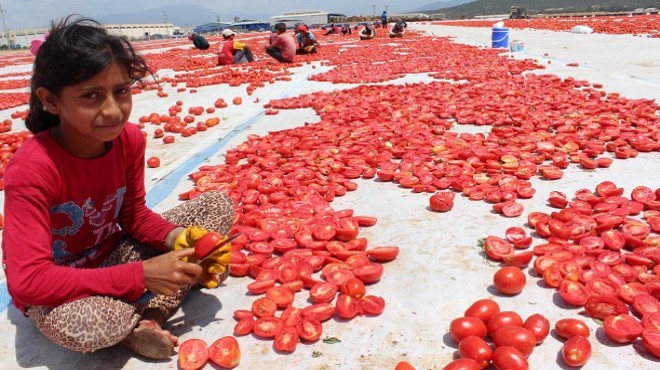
[[38, 62, 132, 158]]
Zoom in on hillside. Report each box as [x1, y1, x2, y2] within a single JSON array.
[[421, 0, 660, 19], [410, 0, 476, 12]]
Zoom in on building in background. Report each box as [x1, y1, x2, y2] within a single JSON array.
[[193, 22, 232, 34], [227, 19, 270, 33], [270, 10, 346, 29]]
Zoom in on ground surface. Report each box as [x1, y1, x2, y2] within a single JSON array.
[[0, 22, 658, 369]]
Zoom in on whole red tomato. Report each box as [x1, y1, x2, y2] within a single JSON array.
[[394, 361, 416, 370], [493, 266, 526, 295], [491, 346, 528, 370], [562, 336, 591, 367], [491, 325, 537, 357], [487, 311, 523, 335], [193, 232, 223, 260], [457, 335, 493, 369], [464, 299, 500, 324], [442, 358, 481, 370], [523, 314, 550, 344], [449, 316, 488, 342], [146, 156, 160, 168], [555, 318, 590, 339]]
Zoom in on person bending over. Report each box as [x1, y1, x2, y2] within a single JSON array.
[[2, 16, 235, 360], [359, 24, 376, 40], [389, 20, 407, 38], [188, 32, 209, 50]]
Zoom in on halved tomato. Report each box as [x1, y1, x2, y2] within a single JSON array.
[[482, 236, 513, 261], [252, 297, 278, 318], [302, 303, 335, 322], [559, 280, 591, 306], [266, 286, 295, 308], [208, 336, 240, 369], [366, 246, 400, 262], [584, 296, 628, 320], [273, 325, 299, 353], [178, 338, 209, 370], [335, 294, 363, 320], [296, 317, 323, 342], [309, 282, 338, 303], [603, 314, 643, 344], [253, 317, 284, 339], [360, 295, 386, 315]]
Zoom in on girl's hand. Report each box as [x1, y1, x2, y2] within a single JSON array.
[[142, 248, 202, 296]]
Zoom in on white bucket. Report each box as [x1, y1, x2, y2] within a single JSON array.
[[510, 40, 525, 52]]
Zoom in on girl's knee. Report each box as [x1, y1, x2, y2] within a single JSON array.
[[31, 297, 139, 352]]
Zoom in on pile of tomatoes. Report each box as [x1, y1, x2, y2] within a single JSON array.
[[481, 181, 660, 359], [435, 14, 660, 36], [394, 298, 594, 369]]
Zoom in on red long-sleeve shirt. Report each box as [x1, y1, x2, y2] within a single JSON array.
[[1, 123, 177, 312]]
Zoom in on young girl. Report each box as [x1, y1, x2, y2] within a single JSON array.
[[1, 16, 235, 360]]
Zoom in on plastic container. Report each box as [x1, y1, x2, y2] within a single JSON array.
[[491, 27, 509, 48], [510, 40, 524, 52]]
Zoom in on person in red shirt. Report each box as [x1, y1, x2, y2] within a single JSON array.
[[265, 22, 295, 63], [1, 16, 235, 360], [217, 28, 255, 66]]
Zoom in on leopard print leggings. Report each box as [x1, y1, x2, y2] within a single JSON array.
[[25, 191, 235, 353]]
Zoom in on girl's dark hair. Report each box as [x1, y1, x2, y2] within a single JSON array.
[[26, 15, 151, 133]]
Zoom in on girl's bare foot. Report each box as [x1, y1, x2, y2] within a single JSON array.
[[120, 319, 178, 360]]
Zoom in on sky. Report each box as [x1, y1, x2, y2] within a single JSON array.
[[0, 0, 446, 30]]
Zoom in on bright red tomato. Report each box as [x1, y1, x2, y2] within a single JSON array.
[[335, 294, 363, 319], [309, 282, 338, 303], [555, 318, 590, 339], [233, 317, 254, 336], [491, 325, 537, 357], [208, 336, 240, 369], [561, 336, 591, 367], [523, 314, 550, 344], [266, 286, 295, 308], [464, 299, 500, 324], [296, 317, 323, 341], [273, 325, 298, 353], [253, 317, 284, 339], [603, 314, 643, 344], [395, 361, 416, 370], [340, 277, 366, 298], [642, 330, 660, 358], [193, 232, 223, 260], [458, 335, 492, 369], [442, 358, 481, 370], [491, 346, 528, 370], [252, 297, 278, 318], [178, 338, 209, 370], [146, 156, 160, 168], [559, 280, 591, 306], [487, 311, 523, 335], [584, 296, 628, 320], [483, 236, 513, 261], [366, 246, 399, 262], [449, 316, 488, 342], [360, 295, 386, 315], [493, 266, 526, 295]]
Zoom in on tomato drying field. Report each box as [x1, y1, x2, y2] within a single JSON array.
[[0, 20, 659, 370]]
